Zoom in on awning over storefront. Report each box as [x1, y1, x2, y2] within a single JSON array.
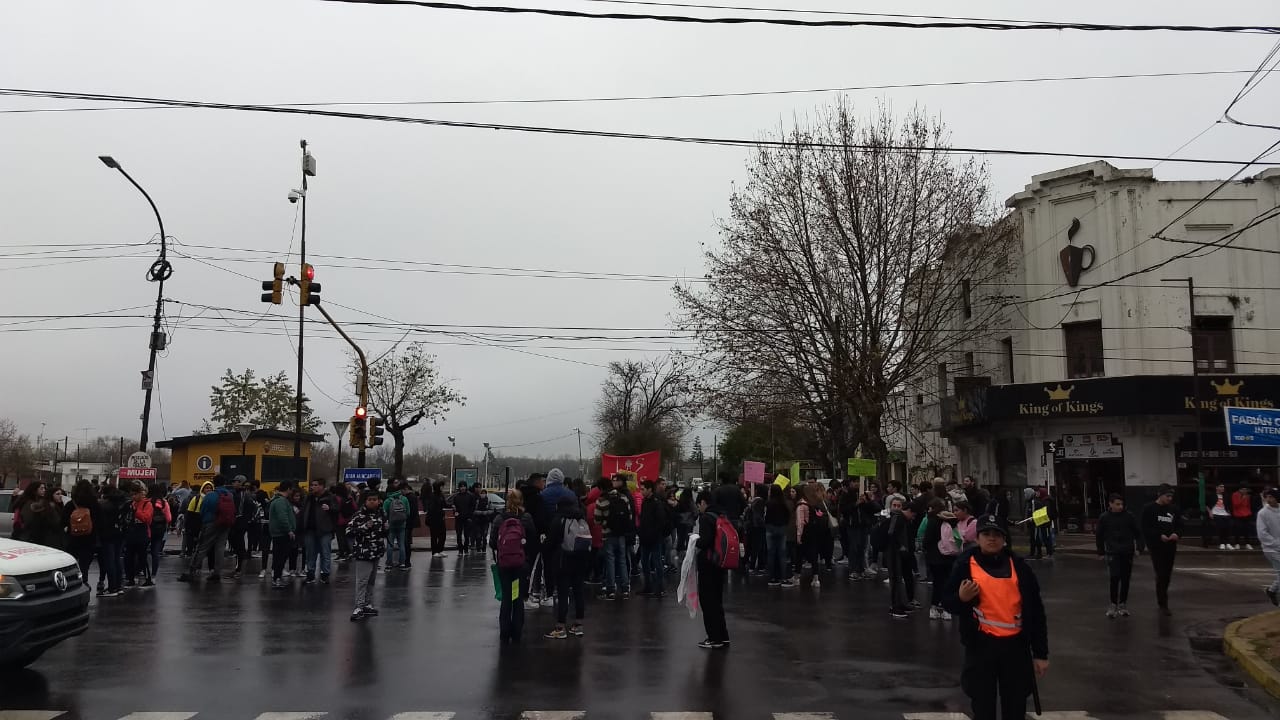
[[941, 374, 1280, 430]]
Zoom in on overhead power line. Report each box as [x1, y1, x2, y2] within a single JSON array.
[[1, 88, 1276, 167], [0, 70, 1258, 113], [315, 0, 1280, 33]]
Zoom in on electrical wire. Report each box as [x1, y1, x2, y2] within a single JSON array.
[[0, 70, 1258, 113], [314, 0, 1280, 33], [1, 88, 1275, 167]]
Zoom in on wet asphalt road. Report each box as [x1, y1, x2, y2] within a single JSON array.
[[1, 546, 1277, 720]]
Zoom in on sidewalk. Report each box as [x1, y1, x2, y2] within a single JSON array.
[[1225, 609, 1280, 699], [1034, 532, 1268, 557]]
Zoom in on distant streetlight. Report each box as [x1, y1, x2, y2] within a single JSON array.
[[482, 442, 491, 489], [100, 155, 171, 453], [447, 435, 456, 492], [572, 427, 584, 480]]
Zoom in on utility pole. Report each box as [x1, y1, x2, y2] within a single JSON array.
[[483, 442, 492, 488], [712, 434, 718, 482], [99, 156, 170, 454], [448, 436, 456, 492], [573, 427, 584, 480], [1163, 276, 1205, 510], [294, 140, 316, 464]]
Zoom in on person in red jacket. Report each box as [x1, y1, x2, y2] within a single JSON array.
[[1232, 487, 1257, 550], [584, 479, 606, 584], [124, 482, 156, 588]]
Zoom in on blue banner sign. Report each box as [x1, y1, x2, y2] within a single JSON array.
[[1223, 407, 1280, 447], [343, 468, 383, 483]]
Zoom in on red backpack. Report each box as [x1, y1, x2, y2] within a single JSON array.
[[707, 514, 741, 570], [496, 517, 526, 570], [214, 490, 236, 528]]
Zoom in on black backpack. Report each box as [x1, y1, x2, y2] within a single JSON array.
[[608, 493, 632, 534]]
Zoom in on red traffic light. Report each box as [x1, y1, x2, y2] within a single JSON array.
[[354, 406, 367, 419], [304, 263, 315, 281]]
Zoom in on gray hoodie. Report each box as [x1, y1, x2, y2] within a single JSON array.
[[1258, 502, 1280, 555]]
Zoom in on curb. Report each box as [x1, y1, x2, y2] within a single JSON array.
[[1223, 609, 1280, 699]]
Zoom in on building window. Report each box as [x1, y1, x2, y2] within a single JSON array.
[[938, 362, 948, 396], [1193, 316, 1234, 373], [1063, 320, 1104, 379], [1002, 337, 1014, 383], [961, 279, 972, 319]]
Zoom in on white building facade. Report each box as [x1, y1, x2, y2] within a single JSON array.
[[920, 161, 1280, 531]]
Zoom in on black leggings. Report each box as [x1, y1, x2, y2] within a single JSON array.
[[1107, 553, 1133, 605], [271, 535, 293, 580]]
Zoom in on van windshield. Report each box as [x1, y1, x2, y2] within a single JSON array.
[[0, 494, 10, 513]]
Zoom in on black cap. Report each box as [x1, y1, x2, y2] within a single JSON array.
[[976, 514, 1007, 537], [1157, 483, 1175, 498]]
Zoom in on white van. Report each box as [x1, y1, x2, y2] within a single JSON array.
[[0, 538, 90, 669]]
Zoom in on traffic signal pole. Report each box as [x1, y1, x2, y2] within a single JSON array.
[[309, 301, 370, 467], [294, 141, 310, 464]]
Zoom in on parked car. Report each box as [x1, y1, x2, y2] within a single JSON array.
[[0, 490, 14, 537], [0, 536, 91, 670]]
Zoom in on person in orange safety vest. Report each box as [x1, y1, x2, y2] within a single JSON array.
[[943, 513, 1050, 720]]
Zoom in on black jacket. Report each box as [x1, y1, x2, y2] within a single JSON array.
[[424, 491, 447, 523], [694, 510, 720, 571], [547, 499, 586, 563], [943, 547, 1049, 660], [638, 494, 672, 544], [299, 492, 337, 534], [1095, 509, 1143, 556], [1140, 501, 1183, 550]]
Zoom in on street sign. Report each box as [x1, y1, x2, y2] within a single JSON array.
[[1224, 406, 1280, 446], [196, 455, 214, 471], [343, 468, 382, 483], [454, 468, 479, 488], [119, 467, 157, 481], [127, 452, 152, 468]]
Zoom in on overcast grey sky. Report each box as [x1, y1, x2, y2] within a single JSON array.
[[2, 0, 1278, 464]]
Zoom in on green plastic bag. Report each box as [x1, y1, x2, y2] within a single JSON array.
[[490, 563, 520, 601]]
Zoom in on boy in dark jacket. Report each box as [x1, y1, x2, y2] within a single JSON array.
[[886, 498, 918, 618], [943, 515, 1049, 720], [346, 491, 387, 621], [638, 481, 673, 597], [693, 491, 729, 648], [545, 496, 590, 639], [1095, 493, 1143, 618], [593, 475, 635, 600]]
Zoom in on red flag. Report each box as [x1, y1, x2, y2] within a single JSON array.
[[601, 451, 661, 482]]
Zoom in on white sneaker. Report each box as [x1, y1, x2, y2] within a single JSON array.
[[542, 597, 556, 607], [1219, 544, 1227, 550], [1230, 545, 1240, 550], [1245, 544, 1254, 550], [928, 606, 941, 620], [812, 579, 821, 589], [940, 610, 952, 621], [258, 570, 267, 579]]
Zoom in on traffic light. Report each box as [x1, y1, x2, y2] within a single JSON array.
[[260, 262, 285, 304], [300, 263, 321, 306], [350, 407, 367, 448], [369, 416, 385, 447]]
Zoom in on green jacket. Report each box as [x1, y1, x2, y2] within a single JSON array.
[[268, 493, 296, 536]]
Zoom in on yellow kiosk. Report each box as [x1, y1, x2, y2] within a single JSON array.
[[157, 429, 325, 493]]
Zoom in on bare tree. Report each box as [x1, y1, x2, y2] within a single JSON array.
[[360, 343, 466, 479], [0, 419, 34, 486], [676, 101, 1017, 478], [594, 357, 689, 462]]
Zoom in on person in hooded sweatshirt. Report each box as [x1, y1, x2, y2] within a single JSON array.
[[944, 514, 1049, 720], [1095, 493, 1143, 618], [545, 495, 590, 639], [1258, 488, 1280, 606], [1140, 484, 1183, 616], [539, 468, 577, 608]]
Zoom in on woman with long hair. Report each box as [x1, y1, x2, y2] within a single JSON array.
[[66, 480, 101, 578], [764, 484, 793, 587], [19, 482, 64, 549], [489, 488, 536, 643], [146, 483, 172, 581]]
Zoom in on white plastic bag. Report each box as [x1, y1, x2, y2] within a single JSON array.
[[677, 532, 701, 618]]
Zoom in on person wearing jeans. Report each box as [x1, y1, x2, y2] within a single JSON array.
[[637, 481, 672, 596], [178, 476, 234, 583], [300, 480, 338, 583], [764, 485, 791, 586], [593, 475, 635, 599]]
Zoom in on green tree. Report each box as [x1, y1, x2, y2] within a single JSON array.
[[208, 368, 320, 433]]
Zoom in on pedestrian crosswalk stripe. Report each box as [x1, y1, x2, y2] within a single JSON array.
[[387, 715, 455, 720], [0, 713, 64, 720], [1160, 713, 1230, 720], [903, 714, 969, 720], [651, 714, 713, 720], [520, 713, 586, 720], [116, 715, 198, 720], [773, 714, 837, 720], [253, 714, 327, 720], [1032, 713, 1099, 720]]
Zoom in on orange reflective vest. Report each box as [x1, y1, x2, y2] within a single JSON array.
[[970, 555, 1022, 638]]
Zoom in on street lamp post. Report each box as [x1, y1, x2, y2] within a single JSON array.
[[332, 420, 350, 484], [482, 442, 491, 489], [293, 140, 316, 463], [99, 155, 171, 453], [235, 423, 255, 480], [448, 435, 456, 492]]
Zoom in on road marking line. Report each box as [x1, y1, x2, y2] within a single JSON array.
[[253, 715, 328, 720], [652, 714, 714, 720], [388, 715, 455, 720], [116, 715, 198, 720], [1161, 713, 1230, 720], [904, 714, 970, 720], [773, 714, 837, 720], [0, 713, 65, 720], [521, 713, 585, 720], [1030, 713, 1098, 720]]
